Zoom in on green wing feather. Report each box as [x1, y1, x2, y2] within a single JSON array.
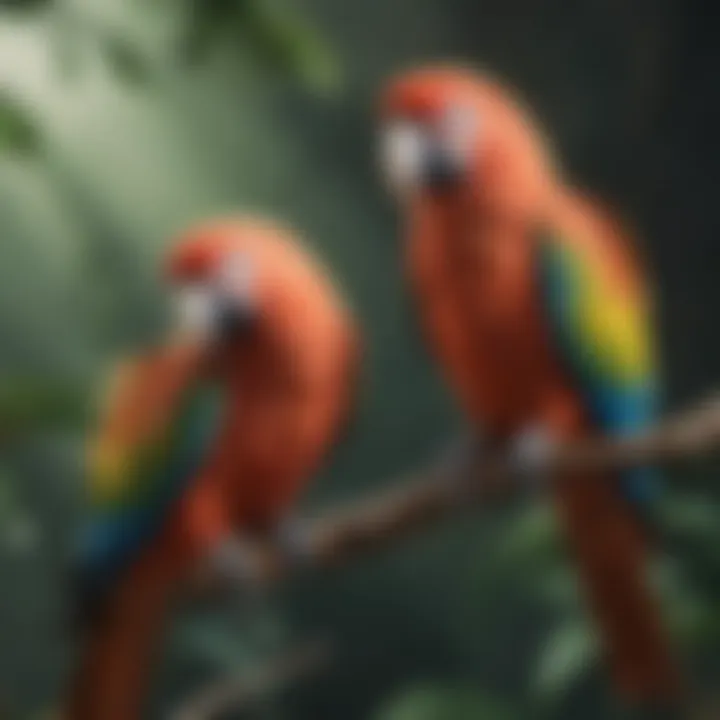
[[536, 228, 660, 507], [74, 357, 225, 616]]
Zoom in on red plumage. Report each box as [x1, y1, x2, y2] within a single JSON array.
[[63, 218, 359, 719]]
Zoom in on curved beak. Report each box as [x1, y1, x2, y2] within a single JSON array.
[[173, 285, 256, 346], [379, 121, 465, 200]]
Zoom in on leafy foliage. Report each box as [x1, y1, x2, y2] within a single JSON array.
[[497, 500, 560, 565], [180, 0, 340, 90], [533, 618, 598, 701], [0, 468, 41, 553], [0, 0, 50, 12], [0, 0, 718, 718], [0, 377, 89, 439], [0, 97, 40, 155], [373, 686, 517, 720], [101, 35, 150, 86], [239, 0, 340, 91]]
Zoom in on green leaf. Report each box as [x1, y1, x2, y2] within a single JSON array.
[[0, 468, 16, 518], [373, 685, 517, 720], [0, 468, 41, 554], [0, 0, 50, 12], [179, 0, 238, 64], [533, 618, 598, 700], [240, 0, 341, 93], [0, 377, 89, 438], [658, 494, 720, 541], [4, 514, 41, 554], [537, 565, 582, 610], [102, 35, 150, 86], [174, 620, 253, 669], [0, 97, 40, 155], [650, 557, 720, 644], [497, 501, 560, 565]]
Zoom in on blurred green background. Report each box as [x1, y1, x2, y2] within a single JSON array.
[[0, 0, 719, 718]]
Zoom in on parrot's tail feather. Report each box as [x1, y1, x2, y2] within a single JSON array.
[[555, 470, 682, 706], [67, 565, 111, 638], [619, 466, 665, 548], [63, 547, 184, 720]]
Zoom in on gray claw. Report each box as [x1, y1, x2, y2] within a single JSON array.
[[208, 536, 264, 590], [435, 429, 488, 492], [274, 518, 314, 568], [506, 426, 556, 491]]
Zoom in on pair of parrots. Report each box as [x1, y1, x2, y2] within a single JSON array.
[[63, 66, 681, 719]]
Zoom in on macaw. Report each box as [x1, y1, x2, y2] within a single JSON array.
[[63, 218, 359, 720], [376, 66, 681, 709]]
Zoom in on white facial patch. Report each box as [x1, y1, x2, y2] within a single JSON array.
[[173, 284, 217, 341], [379, 121, 428, 197]]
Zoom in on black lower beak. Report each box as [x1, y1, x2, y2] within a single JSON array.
[[216, 297, 258, 341], [425, 148, 464, 190]]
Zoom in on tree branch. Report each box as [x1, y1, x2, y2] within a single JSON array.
[[171, 640, 330, 720], [177, 391, 720, 719], [194, 391, 720, 592]]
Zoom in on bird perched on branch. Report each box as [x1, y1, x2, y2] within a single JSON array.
[[376, 64, 681, 711], [63, 217, 359, 720]]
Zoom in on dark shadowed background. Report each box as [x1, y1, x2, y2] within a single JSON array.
[[0, 0, 718, 718]]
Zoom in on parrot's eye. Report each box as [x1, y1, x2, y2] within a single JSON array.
[[379, 121, 428, 197]]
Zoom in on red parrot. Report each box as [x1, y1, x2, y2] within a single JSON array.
[[63, 218, 359, 720], [377, 66, 681, 709]]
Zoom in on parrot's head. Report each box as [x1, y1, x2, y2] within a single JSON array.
[[164, 219, 268, 346], [377, 64, 555, 206]]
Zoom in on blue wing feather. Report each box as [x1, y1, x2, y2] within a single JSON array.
[[536, 230, 661, 512], [73, 380, 224, 621]]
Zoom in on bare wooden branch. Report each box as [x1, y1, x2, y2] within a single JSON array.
[[177, 391, 720, 719], [171, 640, 330, 720], [193, 391, 720, 591]]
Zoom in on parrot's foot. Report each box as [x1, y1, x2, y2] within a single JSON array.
[[432, 432, 483, 501], [434, 429, 488, 490], [273, 517, 315, 569], [506, 425, 557, 491], [208, 536, 267, 595]]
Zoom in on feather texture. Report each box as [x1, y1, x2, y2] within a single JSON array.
[[74, 351, 224, 622], [536, 228, 660, 508]]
